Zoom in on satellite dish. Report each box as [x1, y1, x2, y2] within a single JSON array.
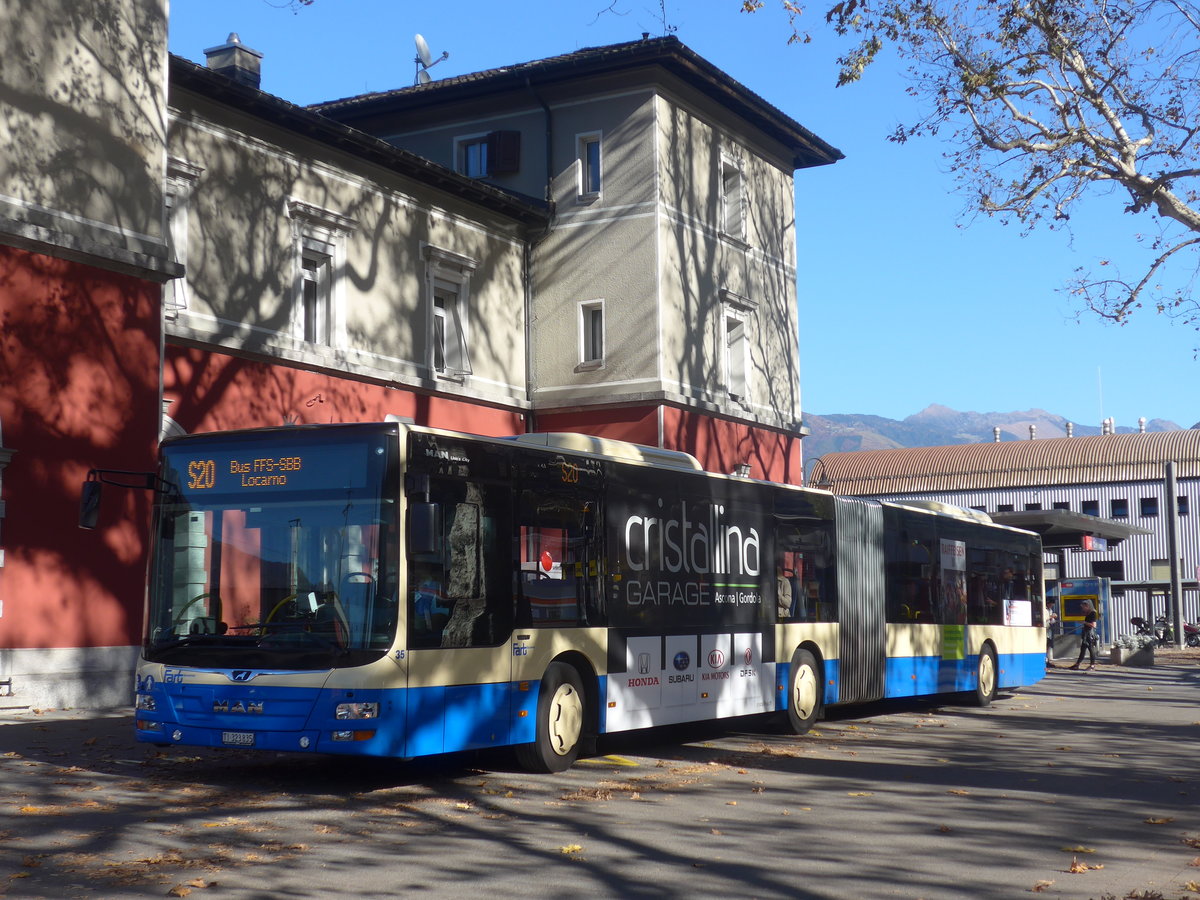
[[414, 33, 433, 68], [413, 33, 449, 86]]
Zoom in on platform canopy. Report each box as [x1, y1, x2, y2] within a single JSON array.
[[989, 509, 1151, 551]]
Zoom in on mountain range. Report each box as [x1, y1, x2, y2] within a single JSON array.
[[802, 404, 1195, 460]]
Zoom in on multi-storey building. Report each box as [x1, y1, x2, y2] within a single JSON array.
[[314, 37, 841, 482], [812, 430, 1200, 628], [0, 6, 840, 706]]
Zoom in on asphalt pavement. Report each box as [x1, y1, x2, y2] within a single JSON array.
[[1, 653, 1198, 899]]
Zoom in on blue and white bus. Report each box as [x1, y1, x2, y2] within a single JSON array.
[[124, 422, 1046, 772]]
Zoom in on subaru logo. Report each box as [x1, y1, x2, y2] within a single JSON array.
[[673, 651, 690, 671], [230, 670, 254, 682]]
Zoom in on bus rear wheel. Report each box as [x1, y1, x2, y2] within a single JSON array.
[[784, 649, 821, 734], [516, 662, 586, 773], [974, 646, 997, 708]]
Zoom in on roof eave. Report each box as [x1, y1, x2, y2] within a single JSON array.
[[168, 55, 551, 229]]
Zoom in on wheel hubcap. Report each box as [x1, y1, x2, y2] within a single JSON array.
[[548, 683, 583, 756], [793, 665, 817, 719], [980, 654, 995, 696]]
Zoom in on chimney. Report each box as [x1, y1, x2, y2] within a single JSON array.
[[1139, 417, 1147, 433], [1029, 425, 1037, 440], [1066, 422, 1074, 437], [993, 427, 1001, 442], [204, 33, 263, 89]]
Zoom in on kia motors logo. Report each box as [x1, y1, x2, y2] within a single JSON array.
[[708, 649, 725, 669]]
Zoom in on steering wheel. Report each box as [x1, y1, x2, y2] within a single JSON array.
[[260, 594, 299, 634], [172, 592, 215, 630]]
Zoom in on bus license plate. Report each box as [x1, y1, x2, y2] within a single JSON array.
[[221, 731, 255, 747]]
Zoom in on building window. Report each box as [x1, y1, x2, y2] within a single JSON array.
[[422, 244, 478, 379], [1092, 560, 1124, 580], [969, 505, 985, 513], [578, 300, 604, 367], [1111, 498, 1129, 518], [301, 249, 332, 344], [997, 504, 1014, 513], [457, 136, 489, 178], [164, 158, 203, 319], [1140, 496, 1159, 517], [1081, 499, 1099, 517], [719, 155, 745, 241], [287, 199, 356, 350], [1052, 501, 1070, 510], [1025, 503, 1042, 511], [720, 290, 755, 403], [1180, 495, 1190, 516], [578, 133, 602, 197], [1150, 559, 1171, 581]]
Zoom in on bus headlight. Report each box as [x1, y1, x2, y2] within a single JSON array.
[[335, 701, 379, 720], [135, 694, 157, 712]]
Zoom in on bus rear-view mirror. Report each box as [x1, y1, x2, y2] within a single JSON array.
[[79, 480, 102, 530]]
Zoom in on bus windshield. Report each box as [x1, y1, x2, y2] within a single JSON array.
[[144, 427, 399, 669]]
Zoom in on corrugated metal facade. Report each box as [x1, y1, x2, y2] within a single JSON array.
[[816, 431, 1200, 496], [834, 498, 885, 702], [813, 431, 1200, 636]]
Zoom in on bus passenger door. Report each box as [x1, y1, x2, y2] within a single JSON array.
[[404, 472, 514, 757]]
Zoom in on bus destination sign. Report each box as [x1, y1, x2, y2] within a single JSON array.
[[169, 443, 370, 495]]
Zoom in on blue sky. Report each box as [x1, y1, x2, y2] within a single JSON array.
[[168, 0, 1199, 429]]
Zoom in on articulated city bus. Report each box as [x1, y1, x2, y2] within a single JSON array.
[[123, 422, 1045, 772]]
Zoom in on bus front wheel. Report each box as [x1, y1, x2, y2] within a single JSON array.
[[974, 646, 997, 708], [516, 662, 586, 773], [784, 648, 821, 734]]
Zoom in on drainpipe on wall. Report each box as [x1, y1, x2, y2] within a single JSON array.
[[524, 76, 556, 434], [0, 419, 14, 696]]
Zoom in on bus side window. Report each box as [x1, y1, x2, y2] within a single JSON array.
[[517, 491, 604, 628]]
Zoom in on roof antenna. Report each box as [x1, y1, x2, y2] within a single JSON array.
[[414, 34, 449, 85]]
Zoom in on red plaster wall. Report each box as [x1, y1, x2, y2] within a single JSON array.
[[163, 345, 525, 437], [662, 407, 802, 485], [533, 405, 803, 485], [0, 246, 160, 649], [533, 406, 659, 448]]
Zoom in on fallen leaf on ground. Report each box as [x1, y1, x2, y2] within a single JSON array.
[[1031, 879, 1055, 891], [560, 844, 583, 854], [1144, 817, 1174, 825], [1067, 857, 1104, 873], [1061, 846, 1095, 854]]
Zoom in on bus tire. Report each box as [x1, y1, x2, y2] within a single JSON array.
[[784, 649, 821, 734], [974, 645, 997, 708], [515, 662, 586, 773]]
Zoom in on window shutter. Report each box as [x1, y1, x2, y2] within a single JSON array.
[[487, 130, 521, 175]]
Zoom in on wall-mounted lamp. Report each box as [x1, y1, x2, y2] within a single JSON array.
[[732, 462, 752, 478], [808, 457, 833, 491]]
